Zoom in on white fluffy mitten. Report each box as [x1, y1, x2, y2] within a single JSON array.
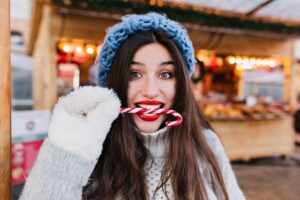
[[48, 86, 121, 160]]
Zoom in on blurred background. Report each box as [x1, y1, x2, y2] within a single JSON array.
[[10, 0, 300, 199]]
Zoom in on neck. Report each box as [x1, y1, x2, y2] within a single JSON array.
[[140, 127, 168, 158]]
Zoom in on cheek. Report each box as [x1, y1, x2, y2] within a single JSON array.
[[127, 82, 139, 106], [162, 81, 176, 103]]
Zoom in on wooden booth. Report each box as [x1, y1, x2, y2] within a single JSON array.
[[188, 30, 296, 160], [28, 2, 297, 161]]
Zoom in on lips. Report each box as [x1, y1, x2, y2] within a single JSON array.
[[135, 100, 164, 121]]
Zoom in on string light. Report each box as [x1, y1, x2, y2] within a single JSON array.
[[255, 59, 263, 66], [243, 58, 249, 64], [236, 57, 242, 65], [75, 46, 83, 54], [197, 51, 279, 72], [269, 60, 276, 67], [149, 0, 156, 6], [157, 0, 163, 7], [228, 56, 235, 64], [250, 58, 256, 65], [225, 56, 278, 71], [197, 54, 206, 61], [63, 44, 71, 53], [262, 59, 269, 66], [58, 40, 101, 57], [86, 44, 96, 55]]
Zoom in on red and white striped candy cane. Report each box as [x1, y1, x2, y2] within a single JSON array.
[[120, 107, 182, 127]]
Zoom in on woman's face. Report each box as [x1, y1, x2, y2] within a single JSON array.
[[127, 43, 176, 133]]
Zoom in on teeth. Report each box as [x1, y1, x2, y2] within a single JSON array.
[[137, 104, 161, 109], [143, 113, 157, 116]]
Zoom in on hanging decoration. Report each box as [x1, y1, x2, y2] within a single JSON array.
[[196, 50, 223, 72], [57, 39, 100, 64], [225, 56, 279, 71], [50, 0, 300, 36]]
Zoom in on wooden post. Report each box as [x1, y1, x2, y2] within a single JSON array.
[[0, 0, 12, 199]]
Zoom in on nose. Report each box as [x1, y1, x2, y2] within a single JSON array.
[[141, 76, 159, 99]]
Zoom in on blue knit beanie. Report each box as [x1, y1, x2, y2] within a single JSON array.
[[97, 12, 195, 86]]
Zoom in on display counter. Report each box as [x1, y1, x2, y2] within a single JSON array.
[[210, 116, 294, 161]]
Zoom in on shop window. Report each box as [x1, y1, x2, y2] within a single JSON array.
[[11, 52, 33, 110], [194, 50, 290, 121], [243, 69, 284, 100]]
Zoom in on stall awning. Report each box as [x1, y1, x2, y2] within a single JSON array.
[[47, 0, 300, 37], [171, 0, 300, 25], [28, 0, 300, 54]]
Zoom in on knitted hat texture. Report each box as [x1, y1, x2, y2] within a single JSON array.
[[97, 12, 195, 86]]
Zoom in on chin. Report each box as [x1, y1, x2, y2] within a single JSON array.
[[133, 115, 164, 133], [138, 125, 160, 133]]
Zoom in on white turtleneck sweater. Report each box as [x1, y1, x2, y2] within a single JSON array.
[[20, 128, 245, 200], [141, 127, 174, 199], [141, 127, 245, 200]]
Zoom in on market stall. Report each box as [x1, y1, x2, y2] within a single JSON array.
[[29, 4, 119, 109], [191, 49, 295, 160]]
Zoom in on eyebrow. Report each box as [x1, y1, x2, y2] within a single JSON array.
[[131, 60, 174, 67]]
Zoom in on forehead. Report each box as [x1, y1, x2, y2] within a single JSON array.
[[132, 43, 172, 64]]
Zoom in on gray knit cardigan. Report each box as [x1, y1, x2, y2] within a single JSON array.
[[19, 128, 246, 200]]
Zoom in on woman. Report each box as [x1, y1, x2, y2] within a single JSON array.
[[20, 13, 245, 200]]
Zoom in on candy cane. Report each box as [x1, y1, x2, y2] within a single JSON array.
[[120, 107, 182, 127]]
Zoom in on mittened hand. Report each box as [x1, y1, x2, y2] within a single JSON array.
[[48, 86, 121, 160]]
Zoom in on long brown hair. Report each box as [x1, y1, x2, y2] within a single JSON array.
[[83, 31, 228, 200]]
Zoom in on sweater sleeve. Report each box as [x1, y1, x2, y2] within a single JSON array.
[[19, 138, 97, 200], [204, 129, 246, 200]]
